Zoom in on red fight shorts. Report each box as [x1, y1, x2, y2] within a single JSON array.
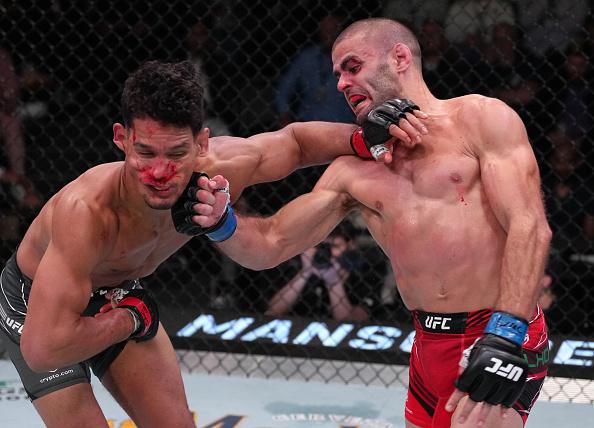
[[405, 307, 548, 428]]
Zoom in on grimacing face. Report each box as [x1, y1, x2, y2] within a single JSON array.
[[119, 118, 205, 210], [332, 36, 403, 124]]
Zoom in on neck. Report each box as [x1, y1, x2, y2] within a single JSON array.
[[398, 72, 441, 110]]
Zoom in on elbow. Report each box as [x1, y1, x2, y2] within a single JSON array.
[[283, 123, 308, 165], [230, 250, 281, 271], [243, 235, 287, 271], [537, 219, 553, 250], [518, 215, 552, 246], [522, 217, 552, 260], [21, 335, 54, 372], [21, 331, 67, 372]]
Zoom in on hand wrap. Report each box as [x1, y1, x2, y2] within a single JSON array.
[[455, 312, 529, 406], [351, 98, 420, 159], [113, 289, 159, 342], [171, 172, 237, 241]]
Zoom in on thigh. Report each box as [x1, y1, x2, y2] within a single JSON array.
[[405, 341, 439, 427], [1, 327, 92, 398], [33, 383, 109, 428], [100, 323, 195, 428]]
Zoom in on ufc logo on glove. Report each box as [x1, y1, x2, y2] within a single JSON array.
[[484, 357, 524, 381]]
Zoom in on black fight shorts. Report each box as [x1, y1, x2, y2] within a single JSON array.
[[0, 252, 142, 400]]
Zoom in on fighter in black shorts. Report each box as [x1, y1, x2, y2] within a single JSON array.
[[0, 252, 147, 400], [0, 59, 426, 427]]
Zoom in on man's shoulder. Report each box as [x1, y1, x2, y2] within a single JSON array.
[[328, 155, 370, 173], [54, 162, 122, 216], [454, 94, 510, 117], [451, 95, 527, 152], [451, 95, 516, 134], [316, 156, 372, 192]]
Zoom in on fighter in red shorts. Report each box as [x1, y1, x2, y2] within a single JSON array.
[[406, 308, 548, 427], [216, 18, 552, 428]]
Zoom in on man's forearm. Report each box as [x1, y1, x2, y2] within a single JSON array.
[[214, 214, 279, 270], [288, 122, 357, 166], [217, 189, 349, 270], [496, 222, 552, 319], [23, 309, 135, 372]]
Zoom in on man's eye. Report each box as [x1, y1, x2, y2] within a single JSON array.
[[349, 65, 360, 74], [169, 152, 186, 159], [138, 152, 155, 157]]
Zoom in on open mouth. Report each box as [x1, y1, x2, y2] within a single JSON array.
[[349, 94, 367, 110], [146, 183, 173, 193]]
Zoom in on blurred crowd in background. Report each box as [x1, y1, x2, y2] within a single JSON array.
[[1, 0, 592, 336]]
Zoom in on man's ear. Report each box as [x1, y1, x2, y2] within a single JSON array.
[[196, 127, 210, 156], [391, 43, 413, 72], [113, 123, 128, 153]]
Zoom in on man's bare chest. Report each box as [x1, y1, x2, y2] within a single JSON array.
[[93, 219, 189, 284], [355, 149, 481, 217]]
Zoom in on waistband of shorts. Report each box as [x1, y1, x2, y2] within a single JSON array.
[[413, 307, 545, 335], [412, 309, 493, 334], [92, 279, 142, 297]]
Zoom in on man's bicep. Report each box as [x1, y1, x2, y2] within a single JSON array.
[[267, 164, 356, 258], [29, 202, 108, 322], [246, 128, 302, 183], [31, 242, 95, 317], [245, 122, 356, 184], [481, 148, 543, 229], [218, 164, 354, 269], [478, 103, 545, 230], [279, 188, 353, 242], [210, 133, 302, 188]]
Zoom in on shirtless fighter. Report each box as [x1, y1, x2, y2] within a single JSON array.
[[217, 19, 552, 428], [0, 60, 426, 427]]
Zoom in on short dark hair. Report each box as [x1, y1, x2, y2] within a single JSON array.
[[121, 60, 204, 135], [334, 18, 422, 68]]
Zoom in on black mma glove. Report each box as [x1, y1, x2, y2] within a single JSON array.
[[113, 289, 159, 342], [171, 171, 237, 241], [351, 98, 420, 160], [456, 311, 529, 407]]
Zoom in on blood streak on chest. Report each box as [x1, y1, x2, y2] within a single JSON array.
[[450, 172, 467, 205]]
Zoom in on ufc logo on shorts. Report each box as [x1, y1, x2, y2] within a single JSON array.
[[424, 316, 452, 330], [484, 357, 524, 381], [5, 317, 23, 335]]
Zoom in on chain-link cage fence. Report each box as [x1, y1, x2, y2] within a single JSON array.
[[1, 0, 593, 404]]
